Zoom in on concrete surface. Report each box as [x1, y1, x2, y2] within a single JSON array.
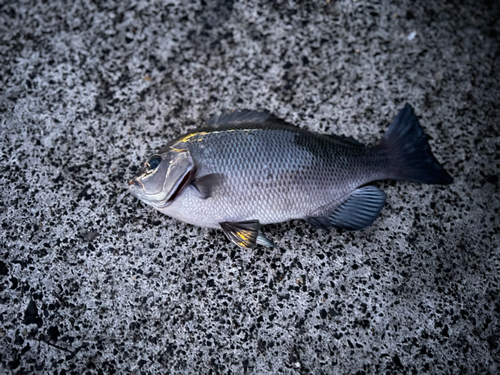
[[1, 0, 499, 373]]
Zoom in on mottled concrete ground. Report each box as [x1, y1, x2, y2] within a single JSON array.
[[1, 0, 499, 373]]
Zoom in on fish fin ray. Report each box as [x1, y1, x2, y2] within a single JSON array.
[[207, 110, 274, 127], [328, 186, 386, 231], [326, 134, 364, 147], [378, 104, 453, 184], [305, 216, 332, 230], [192, 173, 222, 199], [256, 230, 276, 247], [220, 220, 260, 248]]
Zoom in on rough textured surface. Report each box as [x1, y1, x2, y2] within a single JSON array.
[[1, 0, 499, 373]]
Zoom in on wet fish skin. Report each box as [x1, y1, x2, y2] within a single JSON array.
[[129, 105, 452, 248]]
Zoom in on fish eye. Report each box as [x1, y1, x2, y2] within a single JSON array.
[[146, 155, 162, 171]]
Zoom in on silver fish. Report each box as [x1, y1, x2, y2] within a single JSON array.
[[129, 105, 452, 248]]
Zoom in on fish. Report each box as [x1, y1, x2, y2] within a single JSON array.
[[128, 104, 453, 248]]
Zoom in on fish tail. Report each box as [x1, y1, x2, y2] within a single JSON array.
[[377, 104, 453, 184]]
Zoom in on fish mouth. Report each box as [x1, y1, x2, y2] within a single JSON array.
[[128, 178, 144, 191]]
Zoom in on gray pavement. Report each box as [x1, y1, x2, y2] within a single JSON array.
[[1, 0, 499, 373]]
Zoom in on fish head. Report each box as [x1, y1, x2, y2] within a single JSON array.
[[128, 149, 195, 209]]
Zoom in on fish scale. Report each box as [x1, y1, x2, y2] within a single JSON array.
[[159, 125, 382, 226]]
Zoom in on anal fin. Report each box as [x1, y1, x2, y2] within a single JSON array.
[[306, 186, 386, 232], [306, 216, 331, 231], [329, 186, 386, 231]]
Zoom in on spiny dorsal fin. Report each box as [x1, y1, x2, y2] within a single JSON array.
[[207, 110, 273, 127]]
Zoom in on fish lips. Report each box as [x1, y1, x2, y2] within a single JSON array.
[[129, 150, 196, 209]]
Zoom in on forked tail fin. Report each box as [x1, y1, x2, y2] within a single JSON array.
[[378, 104, 453, 185]]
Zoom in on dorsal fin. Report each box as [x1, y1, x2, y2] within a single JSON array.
[[207, 110, 274, 127], [326, 134, 365, 147]]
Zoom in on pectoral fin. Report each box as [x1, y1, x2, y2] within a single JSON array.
[[192, 173, 222, 199], [220, 220, 275, 248]]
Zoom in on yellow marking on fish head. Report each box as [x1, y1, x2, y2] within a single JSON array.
[[171, 147, 188, 153], [167, 132, 209, 152], [178, 131, 208, 144]]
